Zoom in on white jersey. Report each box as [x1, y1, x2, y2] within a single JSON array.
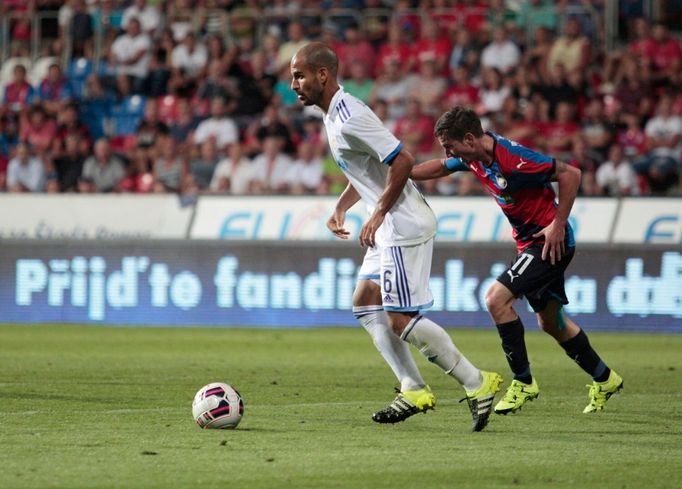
[[323, 88, 436, 246]]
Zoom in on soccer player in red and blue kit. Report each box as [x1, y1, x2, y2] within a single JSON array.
[[411, 106, 623, 414]]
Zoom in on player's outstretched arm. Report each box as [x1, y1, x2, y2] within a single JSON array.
[[360, 149, 413, 247], [327, 182, 361, 240], [411, 158, 450, 180], [533, 160, 581, 264]]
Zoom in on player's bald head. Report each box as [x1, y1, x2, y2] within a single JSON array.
[[293, 42, 338, 78]]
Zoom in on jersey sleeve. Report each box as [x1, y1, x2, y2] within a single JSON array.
[[444, 157, 469, 172], [341, 109, 403, 165]]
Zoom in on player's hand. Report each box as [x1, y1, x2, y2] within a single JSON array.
[[359, 211, 384, 248], [532, 219, 565, 265], [327, 211, 350, 240]]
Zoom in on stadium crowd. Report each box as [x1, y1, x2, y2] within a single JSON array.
[[1, 0, 681, 196]]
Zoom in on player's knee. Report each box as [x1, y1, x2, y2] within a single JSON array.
[[485, 291, 505, 319]]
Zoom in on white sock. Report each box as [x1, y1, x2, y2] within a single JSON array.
[[354, 306, 425, 392], [401, 315, 482, 392]]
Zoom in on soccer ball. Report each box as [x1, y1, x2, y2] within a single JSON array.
[[192, 382, 244, 429]]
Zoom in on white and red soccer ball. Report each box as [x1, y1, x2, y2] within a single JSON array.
[[192, 382, 244, 429]]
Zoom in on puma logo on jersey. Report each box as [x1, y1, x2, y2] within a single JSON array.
[[507, 270, 519, 282], [517, 160, 529, 169]]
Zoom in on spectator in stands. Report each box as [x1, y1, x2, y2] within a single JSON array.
[[617, 112, 647, 159], [581, 97, 614, 160], [523, 26, 553, 78], [136, 99, 169, 151], [168, 98, 199, 147], [276, 21, 309, 72], [596, 144, 640, 196], [547, 17, 590, 75], [568, 135, 600, 177], [210, 143, 253, 195], [541, 101, 580, 158], [234, 50, 277, 116], [186, 139, 220, 194], [80, 138, 126, 193], [198, 0, 230, 37], [146, 30, 174, 97], [515, 0, 559, 39], [122, 0, 161, 35], [51, 133, 86, 193], [394, 99, 435, 160], [7, 142, 46, 193], [195, 60, 232, 103], [377, 22, 415, 77], [0, 113, 18, 161], [370, 57, 411, 121], [613, 54, 654, 116], [443, 65, 479, 111], [120, 146, 154, 193], [69, 0, 94, 58], [289, 141, 324, 195], [193, 96, 239, 151], [478, 67, 511, 115], [448, 28, 479, 74], [541, 63, 578, 117], [54, 103, 91, 156], [249, 134, 294, 194], [335, 22, 376, 80], [3, 64, 35, 113], [153, 134, 186, 193], [636, 94, 682, 194], [166, 0, 194, 42], [85, 0, 123, 56], [247, 104, 295, 156], [171, 32, 208, 80], [408, 56, 447, 116], [341, 60, 374, 105], [627, 17, 654, 59], [20, 106, 57, 155], [108, 17, 152, 96], [39, 63, 73, 115], [481, 26, 521, 74], [647, 23, 682, 80], [413, 16, 451, 75]]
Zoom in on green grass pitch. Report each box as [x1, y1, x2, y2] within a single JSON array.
[[1, 324, 681, 489]]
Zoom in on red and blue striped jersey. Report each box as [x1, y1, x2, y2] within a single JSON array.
[[444, 131, 575, 252]]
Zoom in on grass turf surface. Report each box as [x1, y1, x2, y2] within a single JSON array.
[[0, 325, 680, 489]]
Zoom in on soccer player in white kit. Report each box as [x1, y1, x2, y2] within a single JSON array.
[[290, 42, 503, 431]]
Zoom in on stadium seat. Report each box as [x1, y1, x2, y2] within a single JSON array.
[[110, 134, 138, 152], [28, 56, 58, 86], [81, 98, 113, 140], [67, 57, 93, 100], [111, 95, 146, 136], [158, 94, 179, 124]]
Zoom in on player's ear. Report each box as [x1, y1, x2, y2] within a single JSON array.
[[318, 67, 328, 85]]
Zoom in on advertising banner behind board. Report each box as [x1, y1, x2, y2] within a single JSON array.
[[3, 240, 681, 332], [190, 196, 618, 243], [0, 195, 193, 240]]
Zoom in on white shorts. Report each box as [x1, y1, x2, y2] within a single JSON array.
[[357, 239, 434, 312]]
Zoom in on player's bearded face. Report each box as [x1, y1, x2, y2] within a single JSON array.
[[290, 60, 324, 107]]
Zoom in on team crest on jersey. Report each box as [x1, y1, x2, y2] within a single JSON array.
[[494, 172, 508, 189]]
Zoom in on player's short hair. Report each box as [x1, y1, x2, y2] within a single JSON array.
[[434, 106, 484, 141], [296, 42, 338, 77]]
